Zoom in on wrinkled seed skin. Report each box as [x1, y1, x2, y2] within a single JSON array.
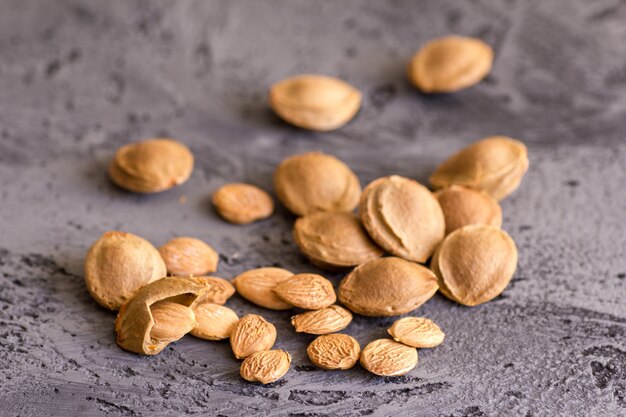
[[159, 237, 219, 276], [191, 276, 235, 305], [307, 334, 361, 370], [230, 314, 277, 359], [360, 339, 418, 376], [240, 350, 292, 384], [233, 267, 294, 310], [212, 183, 274, 224], [387, 317, 445, 348], [274, 273, 336, 310], [149, 300, 196, 342], [291, 305, 353, 334], [190, 303, 239, 341]]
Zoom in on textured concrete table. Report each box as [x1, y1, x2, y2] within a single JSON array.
[[0, 1, 624, 416]]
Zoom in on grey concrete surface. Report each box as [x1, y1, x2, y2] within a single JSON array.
[[0, 0, 625, 416]]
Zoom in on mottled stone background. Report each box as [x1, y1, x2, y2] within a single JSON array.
[[0, 1, 624, 416]]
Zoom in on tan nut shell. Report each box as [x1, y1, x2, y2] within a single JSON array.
[[435, 185, 502, 235], [429, 136, 529, 200], [360, 339, 418, 376], [85, 231, 167, 311], [274, 152, 361, 216], [291, 305, 353, 335], [114, 276, 217, 355], [149, 301, 196, 342], [233, 267, 294, 310], [294, 212, 383, 269], [338, 257, 438, 317], [408, 35, 493, 93], [190, 303, 239, 341], [387, 317, 445, 348], [307, 334, 361, 370], [360, 176, 445, 263], [274, 273, 336, 310], [430, 244, 455, 303], [230, 314, 277, 359], [240, 350, 292, 384], [159, 237, 219, 276], [212, 183, 274, 224], [431, 224, 518, 306], [108, 138, 194, 193], [269, 74, 362, 131]]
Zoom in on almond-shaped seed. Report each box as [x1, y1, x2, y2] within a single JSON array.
[[435, 185, 502, 235], [360, 339, 418, 377], [85, 231, 167, 311], [429, 136, 529, 201], [240, 350, 292, 384], [230, 314, 277, 359], [108, 138, 194, 193], [159, 237, 219, 276], [360, 176, 445, 263], [274, 151, 361, 216], [387, 317, 445, 348], [408, 35, 493, 93], [233, 267, 294, 310], [212, 183, 274, 224], [269, 74, 362, 131], [192, 276, 235, 305], [307, 334, 361, 370], [338, 257, 438, 317], [431, 224, 517, 306], [293, 211, 383, 269], [190, 303, 239, 341], [274, 273, 336, 310], [291, 305, 353, 335], [149, 300, 196, 342]]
